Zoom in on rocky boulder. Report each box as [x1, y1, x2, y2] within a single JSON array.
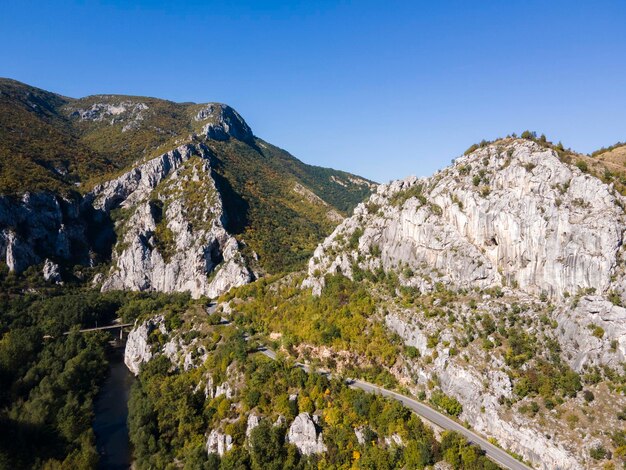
[[246, 414, 260, 439], [42, 259, 62, 283], [124, 316, 165, 375], [206, 429, 233, 457], [286, 412, 326, 456]]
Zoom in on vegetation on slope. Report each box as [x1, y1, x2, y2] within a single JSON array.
[[208, 139, 372, 273], [0, 79, 114, 194], [223, 267, 626, 467], [223, 273, 402, 386], [0, 267, 193, 469], [0, 78, 374, 274], [127, 301, 501, 470]]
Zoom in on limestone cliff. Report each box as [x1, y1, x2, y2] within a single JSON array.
[[0, 191, 102, 274], [305, 139, 625, 301], [91, 143, 254, 299], [303, 139, 626, 469]]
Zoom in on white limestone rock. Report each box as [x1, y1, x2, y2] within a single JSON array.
[[304, 140, 626, 302], [124, 316, 165, 375], [0, 193, 88, 273], [384, 433, 404, 447], [246, 414, 260, 439], [286, 413, 326, 456], [195, 103, 253, 142], [206, 429, 233, 456], [555, 295, 626, 371], [94, 143, 254, 299], [354, 427, 367, 445], [42, 259, 62, 283], [215, 382, 233, 399]]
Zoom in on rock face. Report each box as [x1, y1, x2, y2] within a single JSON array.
[[206, 429, 233, 456], [286, 413, 326, 456], [305, 140, 625, 301], [91, 143, 255, 299], [555, 295, 626, 371], [124, 316, 165, 375], [195, 103, 254, 142], [0, 192, 93, 273], [70, 101, 149, 132], [302, 139, 626, 469]]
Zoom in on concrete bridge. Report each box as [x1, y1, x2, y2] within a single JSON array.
[[43, 320, 134, 340]]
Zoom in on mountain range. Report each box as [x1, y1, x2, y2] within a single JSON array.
[[1, 79, 626, 470], [0, 78, 374, 295]]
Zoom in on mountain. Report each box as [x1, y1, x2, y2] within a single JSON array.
[[5, 77, 626, 468], [0, 78, 374, 296], [111, 136, 626, 469], [289, 138, 626, 468]]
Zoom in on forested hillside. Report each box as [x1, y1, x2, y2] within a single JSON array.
[[0, 79, 374, 278]]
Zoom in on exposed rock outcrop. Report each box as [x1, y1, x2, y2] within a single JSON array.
[[124, 316, 165, 375], [206, 429, 233, 456], [42, 259, 62, 283], [305, 140, 625, 301], [0, 192, 91, 272], [246, 414, 260, 439], [94, 143, 254, 299], [286, 412, 326, 456], [195, 103, 253, 142], [555, 295, 626, 371]]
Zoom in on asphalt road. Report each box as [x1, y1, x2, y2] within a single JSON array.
[[256, 346, 531, 470], [351, 380, 532, 470]]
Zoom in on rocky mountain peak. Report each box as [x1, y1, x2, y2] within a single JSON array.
[[195, 103, 253, 142], [304, 138, 626, 302]]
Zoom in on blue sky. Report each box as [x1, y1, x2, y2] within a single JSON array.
[[2, 0, 625, 182]]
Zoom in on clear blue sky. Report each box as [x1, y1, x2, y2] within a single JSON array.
[[2, 0, 625, 182]]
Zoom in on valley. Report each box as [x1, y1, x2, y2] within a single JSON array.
[[1, 79, 626, 470]]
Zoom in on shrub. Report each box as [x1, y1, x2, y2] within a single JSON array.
[[583, 390, 595, 402], [588, 324, 605, 339], [430, 391, 463, 417], [590, 445, 609, 460], [576, 160, 589, 173]]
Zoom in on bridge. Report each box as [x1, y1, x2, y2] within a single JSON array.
[[42, 320, 134, 340], [62, 322, 134, 336]]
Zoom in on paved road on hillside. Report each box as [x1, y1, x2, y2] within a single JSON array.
[[256, 347, 531, 470], [351, 380, 531, 470]]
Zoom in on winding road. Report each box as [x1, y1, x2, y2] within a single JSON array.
[[351, 380, 532, 470], [256, 347, 532, 470]]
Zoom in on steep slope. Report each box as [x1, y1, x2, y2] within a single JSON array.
[[305, 139, 625, 301], [0, 79, 113, 193], [0, 79, 374, 289], [295, 139, 626, 469]]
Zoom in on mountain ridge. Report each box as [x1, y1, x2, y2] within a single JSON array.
[[0, 78, 375, 286], [289, 138, 626, 468]]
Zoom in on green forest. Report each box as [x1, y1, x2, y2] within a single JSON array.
[[0, 268, 193, 469], [126, 309, 500, 470]]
